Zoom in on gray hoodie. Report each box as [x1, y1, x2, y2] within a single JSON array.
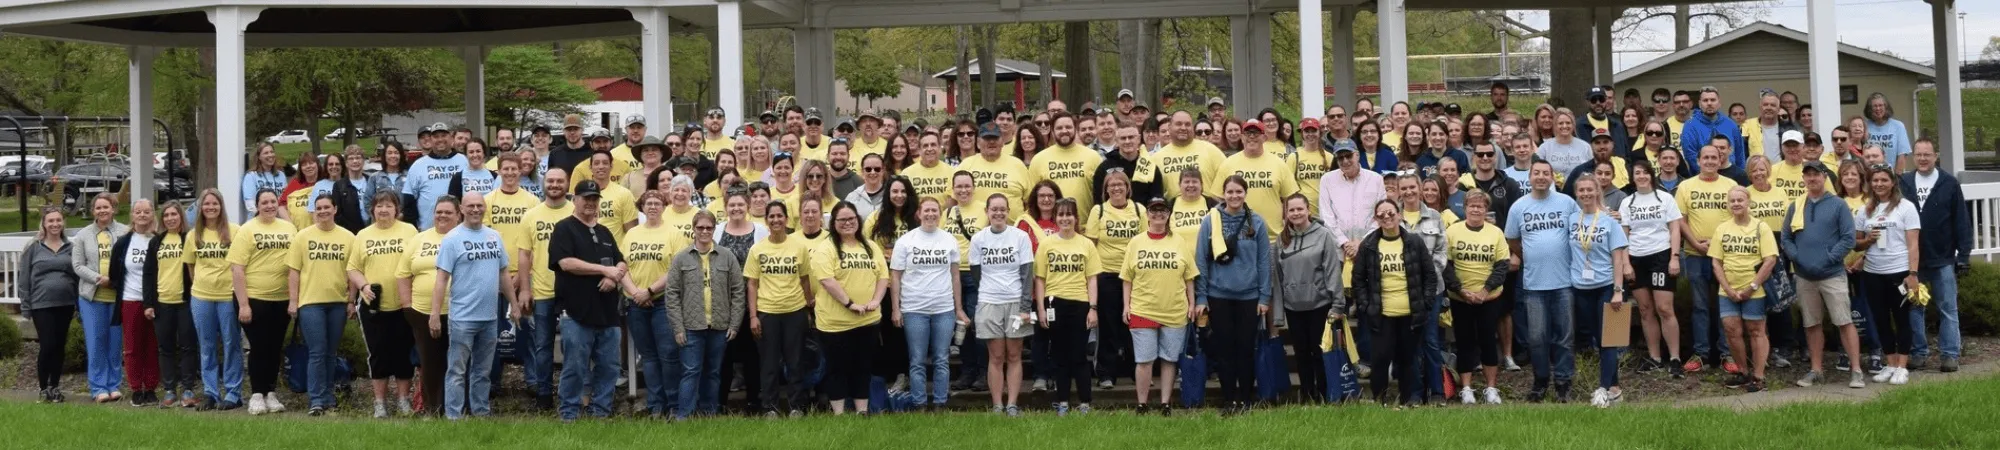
[[1273, 222, 1343, 328]]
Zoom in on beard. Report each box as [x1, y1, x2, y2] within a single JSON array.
[[1056, 133, 1075, 147]]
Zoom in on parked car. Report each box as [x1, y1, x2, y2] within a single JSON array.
[[52, 162, 129, 211], [324, 128, 353, 141], [153, 169, 195, 202], [266, 129, 310, 144], [0, 159, 53, 195]]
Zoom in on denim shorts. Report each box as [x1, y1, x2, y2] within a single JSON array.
[[1717, 296, 1768, 320], [1131, 325, 1187, 363]]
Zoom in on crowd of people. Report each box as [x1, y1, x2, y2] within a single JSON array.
[[14, 80, 1972, 419]]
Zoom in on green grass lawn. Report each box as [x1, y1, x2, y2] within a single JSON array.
[[0, 193, 131, 233], [1919, 87, 2000, 156], [6, 374, 1997, 449]]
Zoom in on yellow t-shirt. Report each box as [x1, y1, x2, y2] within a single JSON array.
[[350, 222, 419, 311], [285, 188, 316, 230], [1121, 235, 1198, 327], [154, 232, 188, 304], [1031, 144, 1104, 220], [485, 187, 541, 273], [596, 183, 640, 244], [1712, 219, 1777, 297], [622, 224, 681, 298], [746, 236, 812, 314], [957, 154, 1035, 221], [1770, 160, 1816, 200], [702, 136, 736, 160], [1404, 209, 1461, 229], [797, 139, 828, 164], [1747, 185, 1791, 232], [900, 160, 957, 206], [810, 240, 887, 332], [1444, 222, 1510, 299], [1286, 149, 1334, 216], [397, 229, 449, 315], [659, 205, 701, 248], [1378, 236, 1411, 317], [1667, 115, 1686, 150], [777, 188, 837, 231], [226, 218, 297, 301], [522, 201, 575, 300], [849, 137, 887, 167], [1169, 196, 1209, 240], [91, 230, 114, 302], [1843, 195, 1867, 267], [940, 206, 980, 271], [609, 143, 644, 175], [1675, 176, 1737, 257], [567, 150, 637, 192], [188, 225, 238, 301], [286, 225, 356, 305], [1383, 130, 1403, 149], [1132, 140, 1225, 185], [1085, 201, 1142, 274], [1209, 151, 1299, 236], [1035, 233, 1100, 302]]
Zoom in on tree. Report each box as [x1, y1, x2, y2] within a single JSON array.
[[841, 57, 900, 111], [247, 48, 451, 153], [485, 45, 596, 129], [1983, 36, 2000, 61]]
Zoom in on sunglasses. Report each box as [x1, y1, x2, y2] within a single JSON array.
[[1645, 131, 1664, 137], [694, 225, 715, 231], [806, 174, 826, 180], [1870, 164, 1892, 171], [1375, 212, 1397, 220], [1653, 97, 1670, 103], [1474, 151, 1496, 158], [863, 167, 883, 173], [1196, 130, 1214, 136], [1834, 137, 1849, 142]]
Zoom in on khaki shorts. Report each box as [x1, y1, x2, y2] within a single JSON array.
[[1795, 273, 1853, 328], [975, 302, 1033, 340]]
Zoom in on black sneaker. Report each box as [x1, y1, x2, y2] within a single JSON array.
[[1908, 357, 1931, 372], [1553, 383, 1573, 404], [535, 395, 556, 411], [307, 406, 327, 416], [1724, 373, 1752, 389], [37, 388, 51, 403], [198, 397, 217, 411], [1865, 354, 1886, 374], [971, 377, 989, 392], [1160, 404, 1173, 417], [1526, 389, 1547, 403], [1942, 357, 1961, 373], [1745, 378, 1765, 393], [1669, 359, 1687, 379], [1135, 403, 1151, 415]]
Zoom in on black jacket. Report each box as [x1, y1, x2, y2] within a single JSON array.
[[1901, 170, 1973, 269], [1094, 150, 1142, 205], [330, 179, 367, 233], [108, 232, 190, 324], [1347, 228, 1441, 321]]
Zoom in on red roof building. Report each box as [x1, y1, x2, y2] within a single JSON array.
[[573, 77, 644, 102]]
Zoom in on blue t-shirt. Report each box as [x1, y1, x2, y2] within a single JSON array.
[[307, 179, 335, 212], [347, 178, 372, 222], [520, 176, 544, 199], [458, 167, 498, 196], [436, 224, 511, 322], [1567, 210, 1628, 289], [1504, 191, 1579, 291], [1865, 118, 1911, 168], [405, 153, 469, 229], [241, 171, 287, 216], [1502, 166, 1534, 194]]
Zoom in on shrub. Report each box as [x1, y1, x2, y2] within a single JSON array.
[[1956, 262, 2000, 337], [0, 314, 21, 360], [65, 318, 86, 373]]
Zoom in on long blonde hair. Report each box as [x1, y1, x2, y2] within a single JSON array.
[[193, 188, 233, 248]]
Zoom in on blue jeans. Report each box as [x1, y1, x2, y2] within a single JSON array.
[[518, 300, 560, 397], [191, 298, 244, 403], [1518, 289, 1575, 386], [1574, 286, 1621, 389], [676, 329, 728, 417], [1421, 296, 1445, 397], [444, 319, 497, 419], [627, 303, 682, 415], [1682, 255, 1729, 360], [559, 317, 622, 420], [903, 311, 956, 405], [297, 303, 347, 409], [77, 297, 123, 397], [1911, 266, 1960, 359]]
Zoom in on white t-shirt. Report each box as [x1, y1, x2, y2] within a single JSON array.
[[890, 228, 961, 314], [1537, 138, 1593, 175], [121, 233, 152, 301], [1913, 170, 1939, 208], [968, 226, 1034, 305], [1618, 190, 1683, 258], [1862, 200, 1923, 274]]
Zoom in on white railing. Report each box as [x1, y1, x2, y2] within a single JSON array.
[[0, 235, 31, 305], [1964, 179, 2000, 263]]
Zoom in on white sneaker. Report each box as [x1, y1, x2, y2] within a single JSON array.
[[1483, 387, 1503, 405], [1503, 357, 1522, 372], [1459, 387, 1476, 404], [1872, 368, 1895, 383], [263, 393, 286, 413], [247, 393, 267, 415], [1589, 388, 1610, 408], [1848, 371, 1867, 389], [1889, 367, 1909, 385]]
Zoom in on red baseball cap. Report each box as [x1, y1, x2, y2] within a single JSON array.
[[1299, 118, 1322, 130]]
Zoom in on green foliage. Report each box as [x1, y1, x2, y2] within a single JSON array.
[[1956, 262, 2000, 336], [1917, 88, 2000, 155], [840, 59, 902, 109], [0, 313, 21, 360], [246, 48, 453, 144], [65, 317, 85, 373], [0, 38, 126, 115], [486, 46, 597, 128]]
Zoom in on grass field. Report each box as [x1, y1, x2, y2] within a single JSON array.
[[1919, 88, 2000, 156], [5, 373, 1996, 449]]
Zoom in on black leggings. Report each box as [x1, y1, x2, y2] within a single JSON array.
[[819, 323, 879, 402], [1449, 299, 1503, 374], [721, 312, 762, 410], [1206, 299, 1259, 404], [1051, 299, 1093, 404], [1861, 271, 1914, 355], [404, 309, 449, 416], [1285, 306, 1330, 400], [28, 306, 74, 391], [758, 310, 809, 410], [359, 307, 414, 380], [244, 300, 291, 394], [1369, 314, 1423, 405], [152, 302, 199, 396], [1093, 273, 1132, 381]]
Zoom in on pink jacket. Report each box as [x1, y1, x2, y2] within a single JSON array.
[[1316, 169, 1386, 246]]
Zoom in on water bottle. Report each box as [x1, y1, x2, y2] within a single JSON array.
[[953, 319, 969, 345]]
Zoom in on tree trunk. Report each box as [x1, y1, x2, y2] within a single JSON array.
[[1038, 24, 1056, 107], [197, 47, 218, 191], [956, 26, 971, 115], [305, 111, 323, 155], [1548, 8, 1595, 109], [1059, 22, 1094, 109], [979, 25, 999, 109], [1116, 20, 1160, 109]]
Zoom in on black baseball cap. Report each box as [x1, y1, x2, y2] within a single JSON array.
[[1145, 197, 1170, 212], [573, 180, 603, 198], [1801, 160, 1831, 175]]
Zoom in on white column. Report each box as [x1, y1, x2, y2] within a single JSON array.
[[460, 46, 487, 136], [1330, 6, 1357, 111], [1299, 0, 1324, 117], [128, 46, 157, 204], [1806, 0, 1841, 143], [1594, 8, 1615, 86], [1229, 13, 1273, 119], [208, 6, 261, 220], [717, 0, 745, 132], [1934, 0, 1965, 173], [631, 7, 674, 130], [793, 26, 836, 113], [1376, 0, 1408, 105]]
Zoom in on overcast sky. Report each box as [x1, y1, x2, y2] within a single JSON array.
[[1506, 0, 1999, 71]]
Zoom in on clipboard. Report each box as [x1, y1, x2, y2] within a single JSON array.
[[1601, 303, 1633, 348]]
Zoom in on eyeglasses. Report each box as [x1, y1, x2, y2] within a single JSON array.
[[835, 216, 859, 223], [1870, 164, 1892, 171], [1196, 130, 1214, 136], [806, 174, 826, 180]]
